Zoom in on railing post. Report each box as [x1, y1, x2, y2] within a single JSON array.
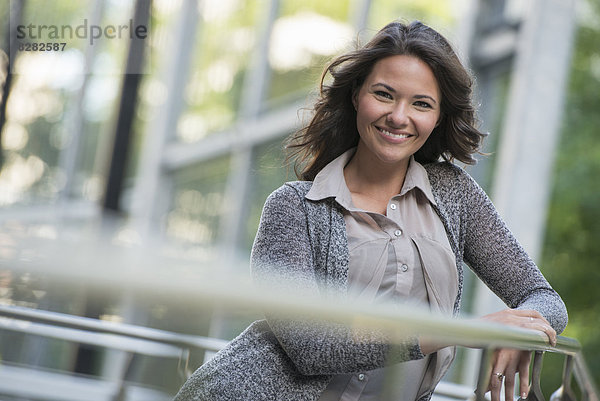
[[475, 348, 495, 401], [527, 351, 546, 401], [574, 354, 600, 401], [112, 352, 134, 401], [550, 355, 576, 401], [178, 348, 192, 381]]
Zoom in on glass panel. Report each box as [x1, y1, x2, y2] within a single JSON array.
[[266, 0, 353, 105], [127, 0, 179, 183], [244, 137, 291, 251], [166, 154, 231, 260], [0, 219, 108, 373], [174, 0, 262, 143], [0, 2, 8, 88], [477, 0, 509, 29], [472, 68, 511, 190], [1, 0, 136, 206]]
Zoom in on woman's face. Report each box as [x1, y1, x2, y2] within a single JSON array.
[[353, 55, 441, 167]]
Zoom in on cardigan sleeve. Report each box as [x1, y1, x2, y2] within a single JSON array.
[[457, 169, 568, 334], [250, 184, 424, 376]]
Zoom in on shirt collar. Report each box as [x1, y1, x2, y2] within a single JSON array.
[[305, 148, 356, 210], [400, 157, 437, 206], [305, 148, 437, 208]]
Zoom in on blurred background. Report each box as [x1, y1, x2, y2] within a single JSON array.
[[0, 0, 598, 400]]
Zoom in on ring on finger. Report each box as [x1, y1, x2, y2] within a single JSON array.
[[495, 372, 504, 381]]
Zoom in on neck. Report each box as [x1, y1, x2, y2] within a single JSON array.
[[343, 148, 410, 202]]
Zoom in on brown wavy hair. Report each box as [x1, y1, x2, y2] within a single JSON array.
[[286, 20, 485, 181]]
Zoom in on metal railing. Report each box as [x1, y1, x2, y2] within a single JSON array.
[[0, 230, 596, 401], [0, 304, 228, 401], [0, 295, 597, 401]]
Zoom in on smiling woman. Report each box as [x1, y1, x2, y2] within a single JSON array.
[[174, 20, 567, 401], [348, 55, 441, 190], [341, 55, 442, 215], [287, 21, 483, 184]]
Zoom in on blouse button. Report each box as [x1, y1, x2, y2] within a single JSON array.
[[394, 229, 402, 237], [390, 203, 397, 210], [401, 264, 408, 272], [358, 373, 365, 381]]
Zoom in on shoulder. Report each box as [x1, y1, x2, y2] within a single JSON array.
[[423, 161, 480, 195], [268, 181, 313, 199], [283, 180, 313, 196], [260, 181, 326, 226], [261, 181, 341, 243], [263, 181, 313, 208], [424, 161, 471, 184]]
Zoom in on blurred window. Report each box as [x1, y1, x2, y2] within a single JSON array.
[[266, 0, 353, 106], [1, 0, 136, 205], [244, 137, 290, 250], [174, 0, 262, 143], [166, 154, 231, 260]]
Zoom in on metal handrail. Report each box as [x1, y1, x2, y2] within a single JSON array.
[[0, 304, 229, 401], [0, 304, 228, 352], [0, 295, 597, 401], [0, 316, 186, 358], [0, 241, 584, 355], [0, 235, 597, 401]]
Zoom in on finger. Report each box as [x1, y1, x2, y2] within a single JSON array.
[[504, 372, 516, 401], [512, 309, 542, 318], [525, 311, 552, 327], [544, 325, 557, 346], [517, 310, 553, 326], [531, 322, 557, 346], [490, 371, 503, 401], [512, 309, 546, 321], [544, 326, 557, 346], [521, 312, 557, 346], [502, 353, 519, 401], [489, 353, 509, 401], [486, 350, 501, 393], [518, 351, 531, 399]]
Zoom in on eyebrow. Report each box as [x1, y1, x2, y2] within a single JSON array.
[[372, 83, 438, 104]]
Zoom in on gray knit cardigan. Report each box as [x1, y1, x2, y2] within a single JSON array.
[[174, 161, 567, 401]]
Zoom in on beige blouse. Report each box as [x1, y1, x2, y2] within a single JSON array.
[[306, 149, 459, 401]]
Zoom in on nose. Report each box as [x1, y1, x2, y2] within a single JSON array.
[[386, 102, 410, 127]]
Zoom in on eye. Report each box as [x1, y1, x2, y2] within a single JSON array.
[[414, 100, 433, 109], [374, 90, 393, 100]]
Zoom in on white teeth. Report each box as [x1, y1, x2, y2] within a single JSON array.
[[379, 128, 410, 138]]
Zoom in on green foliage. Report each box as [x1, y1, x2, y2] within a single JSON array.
[[542, 0, 600, 387], [367, 0, 453, 34], [279, 0, 350, 21]]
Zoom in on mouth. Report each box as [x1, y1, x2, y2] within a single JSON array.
[[376, 126, 414, 139]]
